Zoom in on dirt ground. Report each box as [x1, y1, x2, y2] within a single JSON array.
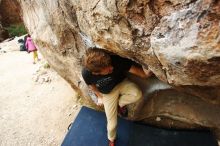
[[0, 42, 81, 145]]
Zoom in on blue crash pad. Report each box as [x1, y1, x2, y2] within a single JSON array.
[[62, 106, 218, 146]]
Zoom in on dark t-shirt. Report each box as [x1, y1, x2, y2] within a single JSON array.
[[82, 55, 132, 94]]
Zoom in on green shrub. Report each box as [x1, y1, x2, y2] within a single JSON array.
[[5, 23, 27, 37]]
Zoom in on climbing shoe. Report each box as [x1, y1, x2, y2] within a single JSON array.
[[109, 140, 115, 146], [118, 105, 128, 117]]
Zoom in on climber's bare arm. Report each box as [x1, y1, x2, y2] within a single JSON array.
[[89, 84, 102, 98], [89, 84, 103, 106], [129, 65, 152, 79]]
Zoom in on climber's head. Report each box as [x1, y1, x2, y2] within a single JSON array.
[[83, 47, 113, 75]]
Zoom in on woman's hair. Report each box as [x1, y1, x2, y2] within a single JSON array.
[[83, 47, 112, 72]]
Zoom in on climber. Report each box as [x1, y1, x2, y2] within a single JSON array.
[[81, 48, 152, 146], [25, 34, 40, 64]]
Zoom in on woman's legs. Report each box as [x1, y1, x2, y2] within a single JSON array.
[[33, 51, 39, 64]]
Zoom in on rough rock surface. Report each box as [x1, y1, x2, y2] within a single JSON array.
[[17, 0, 220, 140], [0, 23, 8, 42], [0, 0, 22, 26], [0, 0, 8, 42], [0, 0, 22, 42], [151, 0, 220, 86]]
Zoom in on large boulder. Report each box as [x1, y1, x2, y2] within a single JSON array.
[[0, 0, 22, 26], [0, 0, 23, 42], [17, 0, 220, 139], [0, 23, 8, 42], [0, 0, 8, 42]]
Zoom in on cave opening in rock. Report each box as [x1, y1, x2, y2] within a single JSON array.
[[105, 52, 172, 101], [126, 66, 172, 101]]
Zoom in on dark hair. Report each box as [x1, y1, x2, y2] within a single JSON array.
[[83, 47, 111, 72]]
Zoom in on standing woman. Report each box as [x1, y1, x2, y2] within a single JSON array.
[[25, 34, 39, 64]]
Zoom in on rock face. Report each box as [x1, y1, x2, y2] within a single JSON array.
[[0, 0, 8, 41], [0, 0, 23, 42], [0, 0, 22, 26], [0, 22, 8, 42], [151, 0, 220, 86], [18, 0, 220, 139]]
